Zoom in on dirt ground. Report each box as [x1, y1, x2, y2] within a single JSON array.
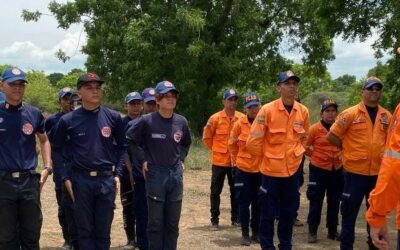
[[40, 168, 398, 249]]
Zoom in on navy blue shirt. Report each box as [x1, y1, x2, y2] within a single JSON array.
[[0, 91, 5, 104], [121, 115, 143, 177], [0, 102, 45, 171], [126, 112, 192, 167], [125, 117, 144, 178], [45, 112, 65, 144], [52, 106, 125, 179]]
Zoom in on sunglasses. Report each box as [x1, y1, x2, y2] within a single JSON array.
[[365, 85, 382, 91]]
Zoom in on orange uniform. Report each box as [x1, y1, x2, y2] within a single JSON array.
[[305, 121, 341, 171], [366, 103, 400, 227], [246, 98, 309, 177], [228, 115, 261, 173], [203, 110, 245, 166], [330, 102, 391, 176]]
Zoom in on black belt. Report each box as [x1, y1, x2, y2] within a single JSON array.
[[74, 169, 114, 177], [0, 170, 36, 179]]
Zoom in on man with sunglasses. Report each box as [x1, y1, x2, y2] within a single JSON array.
[[203, 89, 245, 230], [327, 77, 391, 250]]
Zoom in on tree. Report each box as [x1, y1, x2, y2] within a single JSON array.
[[47, 72, 64, 86], [25, 71, 59, 114]]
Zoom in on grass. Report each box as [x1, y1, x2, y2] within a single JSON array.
[[186, 137, 211, 171]]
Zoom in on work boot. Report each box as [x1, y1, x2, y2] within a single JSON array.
[[210, 222, 219, 231], [294, 218, 304, 227], [61, 241, 72, 250], [241, 227, 251, 246], [308, 225, 318, 243], [327, 227, 340, 241], [123, 240, 136, 250], [250, 227, 260, 243]]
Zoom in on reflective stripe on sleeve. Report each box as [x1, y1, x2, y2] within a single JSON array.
[[384, 150, 400, 159]]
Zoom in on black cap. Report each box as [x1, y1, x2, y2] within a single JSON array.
[[76, 73, 104, 89]]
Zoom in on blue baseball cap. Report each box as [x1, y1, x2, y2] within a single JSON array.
[[125, 91, 143, 104], [277, 70, 300, 84], [223, 89, 239, 100], [363, 76, 383, 89], [0, 90, 4, 104], [142, 88, 156, 103], [59, 87, 74, 99], [155, 81, 179, 94], [1, 67, 28, 84], [243, 92, 260, 108], [320, 98, 338, 112]]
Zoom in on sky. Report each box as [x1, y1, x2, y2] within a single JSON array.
[[0, 1, 389, 79]]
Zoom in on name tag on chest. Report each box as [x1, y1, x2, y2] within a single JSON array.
[[152, 133, 166, 139]]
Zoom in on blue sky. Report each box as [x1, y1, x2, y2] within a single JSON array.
[[0, 0, 388, 79]]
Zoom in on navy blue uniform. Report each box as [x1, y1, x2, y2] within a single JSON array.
[[127, 112, 191, 250], [0, 102, 45, 249], [52, 106, 125, 250]]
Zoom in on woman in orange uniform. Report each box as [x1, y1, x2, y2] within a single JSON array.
[[305, 99, 343, 243]]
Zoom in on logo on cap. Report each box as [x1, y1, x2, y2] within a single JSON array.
[[164, 81, 173, 87], [101, 126, 111, 138], [11, 68, 21, 75], [63, 87, 71, 92], [286, 71, 294, 77], [130, 92, 138, 96], [174, 131, 183, 143], [229, 89, 236, 95], [22, 123, 33, 135], [149, 89, 155, 95], [87, 73, 97, 79]]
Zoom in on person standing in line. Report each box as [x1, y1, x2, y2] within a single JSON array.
[[52, 73, 125, 250], [305, 99, 343, 243], [202, 89, 244, 230], [126, 81, 192, 250], [246, 70, 309, 250], [44, 87, 75, 250], [327, 77, 391, 250], [0, 67, 52, 249], [229, 92, 262, 246], [121, 91, 144, 250], [142, 87, 157, 114]]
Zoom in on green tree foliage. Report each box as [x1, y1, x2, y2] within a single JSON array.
[[25, 71, 58, 114], [47, 72, 64, 86], [55, 69, 85, 89]]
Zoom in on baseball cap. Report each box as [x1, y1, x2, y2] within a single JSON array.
[[223, 89, 239, 100], [277, 70, 300, 84], [1, 67, 28, 84], [76, 73, 104, 89], [155, 81, 179, 94], [363, 76, 383, 89], [142, 88, 156, 103], [125, 91, 143, 104], [320, 99, 338, 112], [243, 92, 260, 108], [59, 87, 73, 99]]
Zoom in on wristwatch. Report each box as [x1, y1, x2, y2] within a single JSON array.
[[44, 166, 53, 175]]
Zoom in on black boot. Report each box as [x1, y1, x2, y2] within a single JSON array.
[[241, 227, 251, 246], [327, 226, 340, 241], [251, 227, 260, 243], [308, 225, 318, 243]]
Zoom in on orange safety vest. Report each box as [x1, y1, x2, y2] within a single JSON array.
[[246, 98, 309, 177], [330, 102, 391, 176], [366, 103, 400, 227], [228, 115, 261, 173], [305, 121, 342, 171], [202, 109, 245, 167]]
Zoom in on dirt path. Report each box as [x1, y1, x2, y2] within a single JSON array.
[[40, 169, 397, 249]]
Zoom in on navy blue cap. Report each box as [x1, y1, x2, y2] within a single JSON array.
[[320, 99, 338, 112], [59, 87, 73, 99], [155, 81, 179, 94], [125, 91, 143, 104], [142, 88, 156, 103], [277, 70, 300, 84], [1, 67, 28, 84], [77, 73, 104, 88], [243, 92, 260, 108], [363, 77, 383, 89], [223, 89, 239, 100]]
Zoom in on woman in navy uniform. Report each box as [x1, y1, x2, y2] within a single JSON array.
[[52, 73, 125, 250], [0, 67, 52, 249], [127, 81, 191, 250]]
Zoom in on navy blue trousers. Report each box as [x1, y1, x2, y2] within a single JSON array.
[[259, 169, 301, 250], [72, 172, 115, 250], [306, 164, 343, 230], [339, 172, 377, 250], [54, 174, 70, 244], [146, 165, 183, 250], [234, 169, 261, 229], [120, 174, 136, 243], [133, 176, 148, 250]]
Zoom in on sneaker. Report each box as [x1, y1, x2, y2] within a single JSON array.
[[294, 219, 304, 227], [327, 231, 340, 241], [123, 240, 136, 250], [241, 235, 251, 246], [308, 232, 317, 243], [231, 221, 241, 227], [210, 223, 219, 231], [61, 241, 72, 250]]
